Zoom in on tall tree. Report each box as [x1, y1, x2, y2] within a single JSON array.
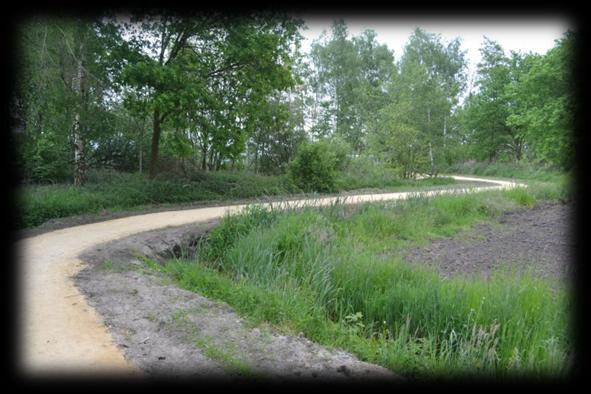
[[309, 20, 395, 152], [15, 17, 114, 184], [505, 32, 575, 169], [117, 13, 302, 177], [394, 28, 466, 174], [460, 38, 529, 163]]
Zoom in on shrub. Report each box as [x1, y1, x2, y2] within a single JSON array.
[[288, 141, 340, 192]]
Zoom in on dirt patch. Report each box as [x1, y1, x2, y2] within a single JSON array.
[[403, 201, 574, 283], [75, 222, 398, 382]]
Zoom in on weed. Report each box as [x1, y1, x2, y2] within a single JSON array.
[[194, 335, 254, 377], [152, 189, 570, 378], [101, 259, 130, 273]]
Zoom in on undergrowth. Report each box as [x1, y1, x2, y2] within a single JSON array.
[[16, 168, 457, 229], [156, 188, 571, 379]]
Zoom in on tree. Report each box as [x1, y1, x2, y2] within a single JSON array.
[[309, 20, 395, 152], [369, 96, 429, 179], [117, 12, 303, 177], [14, 16, 116, 184], [460, 38, 528, 163], [505, 32, 575, 169], [392, 28, 466, 174]]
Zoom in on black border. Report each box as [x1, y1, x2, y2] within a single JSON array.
[[3, 1, 587, 390]]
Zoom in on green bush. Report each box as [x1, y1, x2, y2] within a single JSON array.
[[336, 155, 402, 190], [288, 141, 340, 192]]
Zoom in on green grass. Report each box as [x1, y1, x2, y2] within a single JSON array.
[[16, 168, 457, 229], [194, 336, 254, 377], [445, 160, 564, 182], [153, 187, 571, 379], [445, 161, 572, 202], [16, 169, 297, 229]]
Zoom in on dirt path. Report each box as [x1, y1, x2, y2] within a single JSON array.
[[17, 175, 519, 377]]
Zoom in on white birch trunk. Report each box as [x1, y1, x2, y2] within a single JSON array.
[[443, 116, 447, 148], [72, 40, 85, 186]]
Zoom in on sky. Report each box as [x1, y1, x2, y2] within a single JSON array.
[[298, 16, 572, 91]]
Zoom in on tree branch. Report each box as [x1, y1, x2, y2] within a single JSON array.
[[206, 61, 247, 79], [55, 24, 109, 91]]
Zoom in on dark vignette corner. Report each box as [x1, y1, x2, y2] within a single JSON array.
[[3, 1, 588, 389]]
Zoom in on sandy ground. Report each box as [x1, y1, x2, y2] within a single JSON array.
[[16, 175, 518, 378]]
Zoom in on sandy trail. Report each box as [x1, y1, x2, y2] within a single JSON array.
[[17, 175, 520, 376]]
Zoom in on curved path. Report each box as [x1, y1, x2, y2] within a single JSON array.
[[17, 175, 520, 376]]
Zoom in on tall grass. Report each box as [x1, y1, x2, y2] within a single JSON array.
[[445, 160, 563, 182], [158, 190, 571, 378], [16, 170, 296, 229], [446, 161, 572, 202], [16, 168, 457, 229]]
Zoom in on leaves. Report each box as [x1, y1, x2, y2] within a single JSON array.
[[462, 32, 574, 169]]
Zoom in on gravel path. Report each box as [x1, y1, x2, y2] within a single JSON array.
[[16, 175, 519, 378]]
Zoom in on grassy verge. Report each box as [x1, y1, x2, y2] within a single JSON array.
[[445, 161, 573, 202], [16, 168, 458, 229], [152, 184, 571, 379]]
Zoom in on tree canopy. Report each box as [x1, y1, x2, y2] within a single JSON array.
[[12, 16, 575, 186]]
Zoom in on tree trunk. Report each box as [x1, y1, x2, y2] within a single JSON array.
[[138, 126, 143, 174], [443, 116, 447, 148], [427, 108, 434, 175], [489, 127, 495, 163], [149, 108, 162, 179], [428, 141, 434, 175], [72, 40, 86, 186], [201, 144, 207, 171], [208, 147, 215, 171]]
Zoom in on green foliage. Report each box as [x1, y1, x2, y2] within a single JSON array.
[[393, 28, 467, 174], [16, 170, 296, 229], [460, 32, 574, 170], [160, 191, 570, 378], [288, 140, 340, 192], [247, 95, 307, 175], [505, 33, 574, 169], [117, 14, 304, 176], [336, 155, 401, 189], [461, 39, 527, 163], [369, 99, 430, 178], [309, 20, 395, 150]]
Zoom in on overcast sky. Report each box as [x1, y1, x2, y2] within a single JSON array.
[[298, 16, 572, 91]]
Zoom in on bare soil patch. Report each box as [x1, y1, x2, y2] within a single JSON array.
[[75, 221, 398, 381], [404, 201, 574, 283]]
